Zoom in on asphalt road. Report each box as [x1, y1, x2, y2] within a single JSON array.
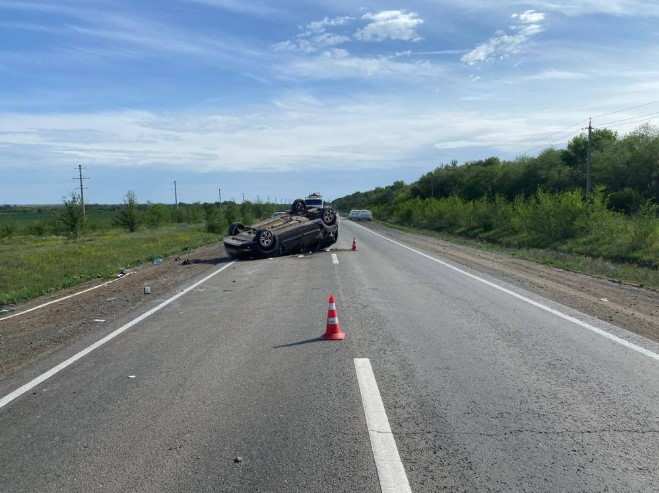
[[1, 219, 659, 491]]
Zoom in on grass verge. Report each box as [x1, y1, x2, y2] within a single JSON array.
[[0, 225, 219, 306], [377, 220, 659, 291]]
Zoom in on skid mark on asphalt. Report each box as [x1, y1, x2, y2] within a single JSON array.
[[0, 262, 236, 411], [351, 222, 659, 362], [354, 358, 412, 493]]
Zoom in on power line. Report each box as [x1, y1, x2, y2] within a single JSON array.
[[519, 98, 659, 156], [597, 110, 659, 128], [591, 99, 659, 120]]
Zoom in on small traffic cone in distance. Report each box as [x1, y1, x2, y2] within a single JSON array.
[[352, 238, 357, 251], [323, 294, 346, 340]]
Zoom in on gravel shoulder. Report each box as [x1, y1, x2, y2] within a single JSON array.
[[0, 242, 228, 379], [365, 221, 659, 343]]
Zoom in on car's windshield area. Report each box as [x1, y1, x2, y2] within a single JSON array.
[[305, 199, 323, 208]]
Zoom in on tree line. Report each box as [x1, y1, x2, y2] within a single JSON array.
[[334, 125, 659, 267], [0, 193, 283, 239]]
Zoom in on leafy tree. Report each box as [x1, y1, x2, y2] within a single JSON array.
[[114, 191, 141, 232], [60, 193, 84, 239], [144, 203, 170, 227]]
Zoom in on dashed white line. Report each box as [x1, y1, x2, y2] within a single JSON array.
[[0, 273, 132, 322], [0, 261, 236, 411], [351, 222, 659, 362], [354, 358, 412, 493], [331, 253, 339, 265]]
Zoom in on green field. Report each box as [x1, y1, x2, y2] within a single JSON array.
[[0, 201, 281, 306], [0, 225, 218, 306]]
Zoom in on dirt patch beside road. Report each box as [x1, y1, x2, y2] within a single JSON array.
[[367, 222, 659, 343], [0, 243, 228, 379]]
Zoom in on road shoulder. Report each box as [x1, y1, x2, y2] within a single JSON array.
[[358, 221, 659, 343], [0, 242, 228, 379]]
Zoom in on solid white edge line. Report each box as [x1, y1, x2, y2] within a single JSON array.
[[331, 253, 339, 265], [351, 222, 659, 362], [0, 273, 133, 322], [354, 358, 412, 493], [0, 261, 236, 411]]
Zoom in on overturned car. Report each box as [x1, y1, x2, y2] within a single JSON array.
[[223, 199, 339, 258]]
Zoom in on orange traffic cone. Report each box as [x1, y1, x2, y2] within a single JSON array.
[[352, 238, 357, 251], [323, 294, 346, 340]]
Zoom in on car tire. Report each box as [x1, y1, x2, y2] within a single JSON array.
[[228, 223, 245, 236], [290, 199, 307, 216], [321, 207, 337, 226], [255, 229, 278, 255]]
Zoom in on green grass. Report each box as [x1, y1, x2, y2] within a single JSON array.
[[0, 225, 219, 306], [379, 220, 659, 291]]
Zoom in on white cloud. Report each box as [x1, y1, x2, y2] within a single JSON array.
[[512, 10, 545, 23], [273, 15, 353, 53], [2, 91, 657, 174], [355, 10, 424, 42], [279, 48, 444, 80], [273, 10, 425, 53], [185, 0, 279, 16], [434, 0, 659, 17], [305, 16, 354, 34], [523, 0, 659, 16], [273, 33, 350, 54], [462, 10, 546, 65], [522, 70, 589, 80]]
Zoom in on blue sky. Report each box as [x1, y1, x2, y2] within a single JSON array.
[[2, 0, 659, 204]]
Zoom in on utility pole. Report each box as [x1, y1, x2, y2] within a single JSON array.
[[242, 192, 246, 203], [585, 118, 593, 196], [174, 180, 178, 208], [218, 187, 222, 204], [73, 164, 89, 218]]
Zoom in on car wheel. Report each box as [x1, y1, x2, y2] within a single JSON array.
[[321, 207, 337, 226], [290, 199, 307, 215], [255, 229, 277, 254], [228, 223, 245, 236]]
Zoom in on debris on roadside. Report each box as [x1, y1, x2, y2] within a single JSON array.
[[128, 375, 136, 379], [144, 286, 152, 295], [233, 456, 243, 464], [153, 257, 163, 266], [93, 319, 106, 323]]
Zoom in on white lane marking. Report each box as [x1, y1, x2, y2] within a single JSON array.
[[0, 274, 132, 322], [331, 253, 339, 265], [354, 358, 412, 493], [0, 262, 236, 411], [351, 222, 659, 362]]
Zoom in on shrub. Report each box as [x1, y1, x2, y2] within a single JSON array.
[[204, 205, 227, 234], [59, 193, 84, 239], [144, 204, 171, 228], [0, 223, 16, 238], [114, 191, 141, 232]]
